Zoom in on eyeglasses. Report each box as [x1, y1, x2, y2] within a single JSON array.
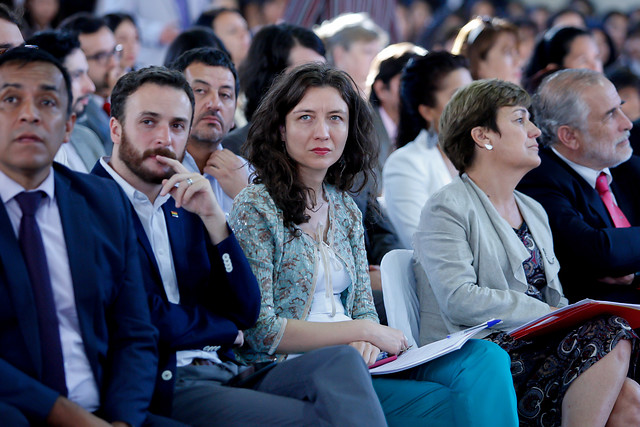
[[86, 44, 123, 64]]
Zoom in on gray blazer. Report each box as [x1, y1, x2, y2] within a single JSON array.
[[70, 124, 106, 172], [413, 174, 568, 345]]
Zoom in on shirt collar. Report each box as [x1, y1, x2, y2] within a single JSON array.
[[378, 106, 398, 143], [551, 147, 613, 189], [0, 166, 55, 204], [99, 157, 170, 209]]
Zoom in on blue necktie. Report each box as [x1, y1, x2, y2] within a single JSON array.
[[15, 191, 68, 396]]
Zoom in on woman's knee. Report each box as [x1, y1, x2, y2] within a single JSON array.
[[607, 378, 640, 427], [458, 339, 511, 370]]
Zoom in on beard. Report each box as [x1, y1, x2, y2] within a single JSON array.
[[118, 128, 184, 184]]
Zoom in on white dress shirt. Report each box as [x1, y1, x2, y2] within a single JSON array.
[[100, 157, 179, 303], [0, 168, 99, 411]]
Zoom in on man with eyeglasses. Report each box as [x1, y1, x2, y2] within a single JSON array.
[[60, 13, 123, 155], [26, 30, 107, 173]]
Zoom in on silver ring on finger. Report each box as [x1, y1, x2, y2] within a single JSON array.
[[186, 178, 194, 186]]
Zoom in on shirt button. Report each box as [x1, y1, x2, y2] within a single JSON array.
[[161, 370, 173, 381]]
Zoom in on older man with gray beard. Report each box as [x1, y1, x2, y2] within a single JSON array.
[[518, 68, 640, 304]]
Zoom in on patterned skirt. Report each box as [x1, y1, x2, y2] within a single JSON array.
[[487, 315, 639, 427]]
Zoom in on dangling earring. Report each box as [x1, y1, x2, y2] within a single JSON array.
[[339, 157, 346, 176], [484, 144, 493, 151]]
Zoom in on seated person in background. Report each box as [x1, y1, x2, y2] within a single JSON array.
[[314, 12, 388, 93], [608, 67, 640, 122], [104, 12, 142, 73], [0, 46, 159, 426], [230, 63, 519, 427], [92, 66, 387, 426], [0, 4, 25, 50], [383, 52, 471, 249], [414, 78, 640, 426], [59, 13, 124, 154], [171, 47, 250, 214], [162, 27, 228, 68], [451, 16, 522, 85], [366, 42, 426, 170], [27, 30, 106, 173], [518, 69, 640, 304], [225, 23, 326, 155], [194, 7, 251, 69], [522, 26, 602, 93]]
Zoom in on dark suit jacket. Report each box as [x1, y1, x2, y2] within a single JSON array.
[[0, 163, 158, 425], [518, 149, 640, 303], [92, 162, 261, 415]]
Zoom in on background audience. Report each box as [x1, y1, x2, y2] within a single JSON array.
[[383, 51, 471, 249], [5, 0, 640, 424]]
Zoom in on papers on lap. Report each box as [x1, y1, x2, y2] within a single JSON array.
[[509, 299, 640, 340], [369, 319, 500, 375]]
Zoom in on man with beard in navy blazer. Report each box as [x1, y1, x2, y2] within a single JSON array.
[[519, 69, 640, 304], [0, 47, 159, 425], [92, 66, 387, 426]]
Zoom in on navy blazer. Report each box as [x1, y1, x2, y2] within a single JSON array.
[[0, 163, 158, 425], [92, 162, 261, 415], [518, 149, 640, 303]]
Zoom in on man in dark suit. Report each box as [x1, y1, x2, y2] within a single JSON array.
[[0, 47, 158, 425], [519, 68, 640, 303], [92, 66, 387, 426]]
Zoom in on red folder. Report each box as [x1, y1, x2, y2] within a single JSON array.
[[509, 299, 640, 340]]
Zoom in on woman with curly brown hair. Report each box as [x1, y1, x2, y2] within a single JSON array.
[[229, 62, 518, 426]]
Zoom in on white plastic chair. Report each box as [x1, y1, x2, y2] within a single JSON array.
[[380, 249, 419, 348]]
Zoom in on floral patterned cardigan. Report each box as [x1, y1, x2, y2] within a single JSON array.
[[229, 183, 379, 364]]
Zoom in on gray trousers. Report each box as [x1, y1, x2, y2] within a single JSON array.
[[172, 345, 387, 427]]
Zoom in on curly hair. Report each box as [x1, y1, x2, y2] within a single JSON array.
[[243, 63, 378, 229]]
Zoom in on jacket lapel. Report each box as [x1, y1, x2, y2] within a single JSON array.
[[0, 200, 41, 371], [54, 171, 100, 368], [546, 149, 614, 226], [163, 201, 188, 294]]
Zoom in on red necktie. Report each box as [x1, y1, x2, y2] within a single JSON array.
[[595, 172, 631, 228]]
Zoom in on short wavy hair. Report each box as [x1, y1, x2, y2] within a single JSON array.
[[439, 79, 530, 174], [243, 62, 378, 228]]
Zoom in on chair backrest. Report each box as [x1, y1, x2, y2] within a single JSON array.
[[380, 249, 419, 348]]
